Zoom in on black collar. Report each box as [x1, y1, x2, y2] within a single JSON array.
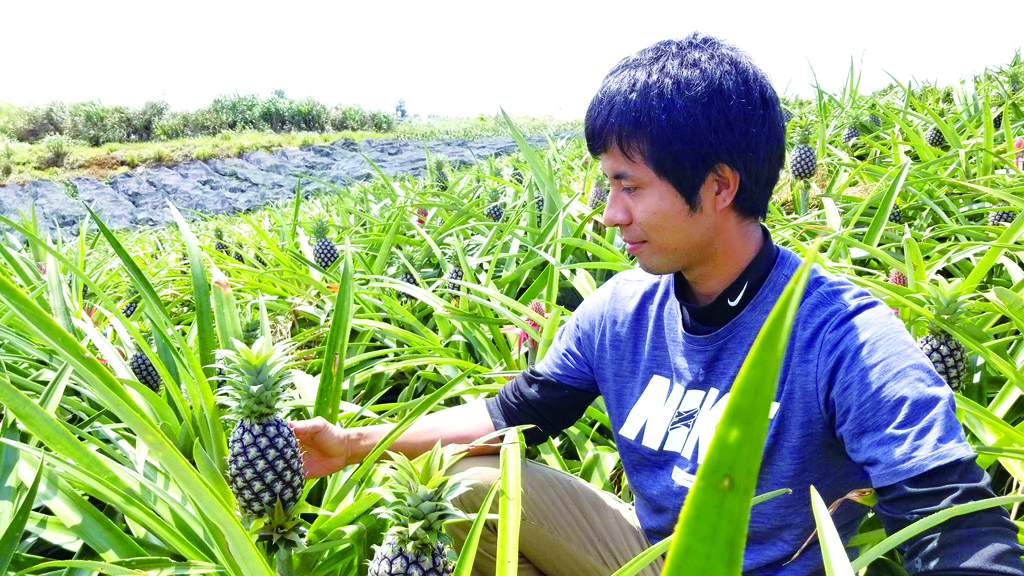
[[674, 226, 778, 335]]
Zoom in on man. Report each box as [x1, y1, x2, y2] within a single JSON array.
[[292, 34, 1024, 575]]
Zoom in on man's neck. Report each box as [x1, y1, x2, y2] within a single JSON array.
[[683, 222, 765, 307]]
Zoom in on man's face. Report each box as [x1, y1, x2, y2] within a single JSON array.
[[600, 147, 716, 276]]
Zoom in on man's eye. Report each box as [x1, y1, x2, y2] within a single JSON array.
[[621, 186, 636, 194]]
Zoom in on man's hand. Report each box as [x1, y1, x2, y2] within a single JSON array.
[[289, 417, 352, 479]]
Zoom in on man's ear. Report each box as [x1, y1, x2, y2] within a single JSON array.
[[708, 164, 741, 212]]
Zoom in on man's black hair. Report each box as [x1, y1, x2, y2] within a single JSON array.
[[585, 33, 785, 220]]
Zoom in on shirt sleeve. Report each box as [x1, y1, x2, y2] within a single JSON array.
[[485, 367, 599, 445], [874, 455, 1024, 575], [816, 292, 976, 487]]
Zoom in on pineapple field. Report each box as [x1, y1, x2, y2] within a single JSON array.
[[1, 51, 1024, 576]]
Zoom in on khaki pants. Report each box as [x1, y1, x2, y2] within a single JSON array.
[[447, 455, 662, 576]]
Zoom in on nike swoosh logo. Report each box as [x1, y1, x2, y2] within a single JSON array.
[[727, 282, 748, 307]]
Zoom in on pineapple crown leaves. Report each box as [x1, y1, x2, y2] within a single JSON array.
[[369, 443, 471, 552], [908, 276, 975, 334], [216, 336, 298, 420], [310, 219, 331, 240], [789, 116, 815, 147]]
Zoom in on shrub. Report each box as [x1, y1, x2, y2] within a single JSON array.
[[40, 134, 73, 168], [69, 101, 127, 145], [208, 93, 265, 131], [15, 102, 69, 142], [287, 97, 328, 132], [330, 104, 368, 131], [369, 110, 395, 132], [1, 137, 14, 178], [260, 89, 289, 132], [123, 100, 169, 141]]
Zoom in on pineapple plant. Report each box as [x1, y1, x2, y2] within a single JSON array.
[[128, 350, 161, 392], [988, 204, 1017, 226], [311, 220, 340, 269], [789, 119, 816, 180], [219, 338, 305, 520], [924, 126, 946, 148], [912, 279, 971, 392], [367, 444, 468, 576]]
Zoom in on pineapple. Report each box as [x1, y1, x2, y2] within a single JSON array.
[[988, 204, 1017, 226], [789, 119, 816, 180], [122, 288, 139, 318], [129, 350, 161, 392], [215, 228, 245, 263], [510, 168, 524, 186], [888, 269, 908, 287], [311, 220, 340, 269], [433, 159, 449, 191], [220, 338, 305, 519], [483, 190, 505, 223], [841, 126, 860, 145], [781, 108, 793, 125], [924, 126, 946, 148], [889, 204, 903, 224], [912, 279, 971, 391], [588, 184, 609, 210], [446, 266, 463, 293], [367, 444, 468, 576], [534, 193, 545, 227], [993, 110, 1003, 130], [868, 113, 882, 128]]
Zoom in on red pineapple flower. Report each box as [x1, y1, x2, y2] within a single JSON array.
[[1014, 137, 1024, 171], [415, 207, 429, 225]]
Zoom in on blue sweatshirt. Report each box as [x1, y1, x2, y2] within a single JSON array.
[[516, 246, 1012, 574]]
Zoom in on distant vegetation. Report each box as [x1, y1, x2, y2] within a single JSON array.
[[0, 91, 581, 185]]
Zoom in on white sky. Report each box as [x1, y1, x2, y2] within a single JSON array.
[[2, 0, 1020, 120]]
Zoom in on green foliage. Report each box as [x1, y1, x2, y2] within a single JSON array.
[[40, 133, 73, 168]]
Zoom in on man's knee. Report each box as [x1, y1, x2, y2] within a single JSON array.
[[448, 454, 502, 513]]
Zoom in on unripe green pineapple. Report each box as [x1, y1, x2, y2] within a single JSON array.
[[789, 119, 816, 180], [911, 278, 971, 391], [433, 159, 448, 191], [988, 204, 1017, 226], [588, 184, 609, 210], [446, 266, 463, 293], [483, 189, 505, 222], [924, 126, 946, 148], [214, 227, 245, 263], [129, 350, 161, 392], [121, 288, 140, 318], [889, 204, 903, 224], [367, 444, 468, 576], [219, 338, 305, 519], [311, 220, 339, 269], [842, 126, 860, 145]]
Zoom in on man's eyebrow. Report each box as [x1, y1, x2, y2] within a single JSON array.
[[609, 171, 630, 181]]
